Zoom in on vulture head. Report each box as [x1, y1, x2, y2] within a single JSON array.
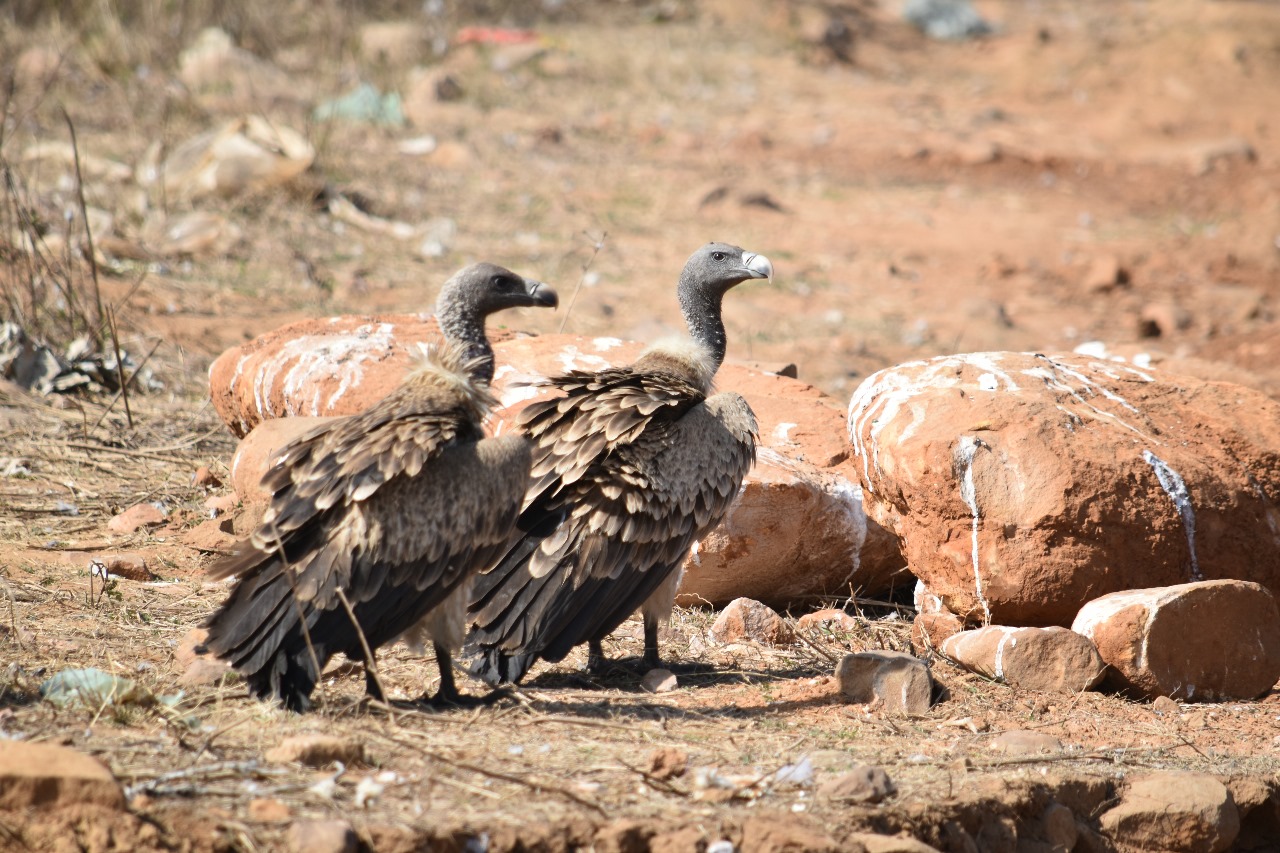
[[677, 242, 773, 368], [436, 262, 559, 382]]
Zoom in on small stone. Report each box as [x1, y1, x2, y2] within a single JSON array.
[[100, 553, 155, 582], [178, 657, 234, 687], [265, 735, 365, 768], [0, 741, 125, 810], [835, 650, 933, 714], [940, 625, 1105, 693], [1099, 772, 1239, 852], [107, 503, 166, 533], [988, 730, 1063, 756], [849, 834, 943, 853], [203, 493, 238, 514], [247, 796, 291, 823], [1073, 580, 1280, 701], [174, 628, 211, 668], [911, 610, 965, 655], [1081, 255, 1128, 293], [1138, 302, 1192, 338], [1037, 802, 1079, 851], [709, 598, 795, 646], [286, 819, 358, 853], [1151, 695, 1181, 716], [796, 608, 859, 633], [192, 466, 223, 488], [819, 764, 896, 804], [647, 747, 687, 781], [641, 668, 678, 694]]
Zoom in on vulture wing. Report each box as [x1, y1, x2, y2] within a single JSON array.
[[204, 377, 529, 707], [465, 368, 757, 685]]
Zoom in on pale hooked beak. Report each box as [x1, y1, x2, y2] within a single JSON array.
[[742, 251, 774, 281], [524, 279, 560, 308]]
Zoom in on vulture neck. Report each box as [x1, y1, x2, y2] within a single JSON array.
[[436, 308, 494, 385], [677, 278, 729, 373]]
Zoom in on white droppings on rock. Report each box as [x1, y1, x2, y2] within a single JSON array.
[[1143, 450, 1201, 581], [591, 336, 622, 351], [773, 421, 798, 442], [955, 435, 991, 624], [978, 373, 999, 391]]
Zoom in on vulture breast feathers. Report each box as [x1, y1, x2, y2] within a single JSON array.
[[466, 346, 758, 684], [203, 344, 530, 707]]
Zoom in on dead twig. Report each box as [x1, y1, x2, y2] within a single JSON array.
[[557, 230, 606, 333]]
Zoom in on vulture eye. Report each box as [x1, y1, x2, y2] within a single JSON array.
[[491, 274, 509, 289], [711, 251, 726, 261]]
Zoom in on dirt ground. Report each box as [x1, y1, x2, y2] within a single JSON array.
[[2, 0, 1280, 849]]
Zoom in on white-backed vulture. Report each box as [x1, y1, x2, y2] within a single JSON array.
[[201, 263, 557, 711], [464, 242, 769, 685]]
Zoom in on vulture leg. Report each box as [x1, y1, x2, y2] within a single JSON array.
[[642, 614, 663, 671], [585, 639, 608, 675], [422, 642, 499, 708], [364, 664, 386, 703]]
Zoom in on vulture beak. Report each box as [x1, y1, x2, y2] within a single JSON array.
[[741, 252, 774, 281], [524, 279, 560, 309]]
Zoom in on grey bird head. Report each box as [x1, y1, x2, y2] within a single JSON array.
[[677, 242, 773, 369], [436, 262, 558, 383]]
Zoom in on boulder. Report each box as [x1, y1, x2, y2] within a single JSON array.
[[1072, 580, 1280, 701], [709, 598, 794, 646], [987, 730, 1063, 756], [848, 351, 1280, 626], [212, 328, 905, 605], [0, 741, 125, 810], [835, 650, 932, 714], [819, 765, 896, 804], [264, 735, 365, 768], [1099, 772, 1239, 853], [939, 626, 1106, 693]]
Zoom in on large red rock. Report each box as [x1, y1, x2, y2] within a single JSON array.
[[208, 313, 523, 438], [848, 351, 1280, 626], [939, 625, 1105, 693], [213, 327, 905, 606], [0, 741, 125, 810], [1072, 580, 1280, 701], [1099, 772, 1239, 853]]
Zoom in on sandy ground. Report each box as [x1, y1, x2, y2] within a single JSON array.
[[2, 0, 1280, 849]]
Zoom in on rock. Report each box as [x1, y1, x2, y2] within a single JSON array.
[[1072, 580, 1280, 701], [286, 819, 358, 853], [230, 414, 332, 503], [641, 668, 678, 694], [819, 764, 895, 804], [151, 211, 244, 258], [0, 741, 125, 810], [265, 735, 365, 768], [1099, 772, 1239, 852], [203, 493, 238, 515], [178, 657, 234, 687], [1151, 695, 1181, 716], [175, 628, 212, 668], [796, 608, 859, 633], [848, 351, 1280, 626], [107, 503, 166, 533], [358, 21, 426, 66], [212, 328, 904, 604], [739, 817, 841, 853], [849, 835, 941, 853], [939, 626, 1105, 693], [153, 117, 314, 204], [911, 612, 965, 655], [709, 598, 794, 646], [179, 517, 238, 552], [903, 0, 993, 41], [1081, 255, 1128, 293], [835, 651, 933, 714], [208, 314, 479, 438], [100, 553, 154, 582], [247, 796, 291, 823], [647, 748, 687, 781], [1027, 802, 1077, 852], [192, 466, 222, 488], [1138, 302, 1192, 338], [178, 28, 295, 109], [987, 730, 1063, 756]]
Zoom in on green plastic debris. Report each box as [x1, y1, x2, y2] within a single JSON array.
[[40, 667, 183, 710], [313, 83, 405, 127]]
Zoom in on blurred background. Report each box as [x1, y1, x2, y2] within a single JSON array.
[[2, 0, 1277, 405]]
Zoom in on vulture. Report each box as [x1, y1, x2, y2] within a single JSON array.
[[464, 242, 770, 686], [202, 263, 558, 711]]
